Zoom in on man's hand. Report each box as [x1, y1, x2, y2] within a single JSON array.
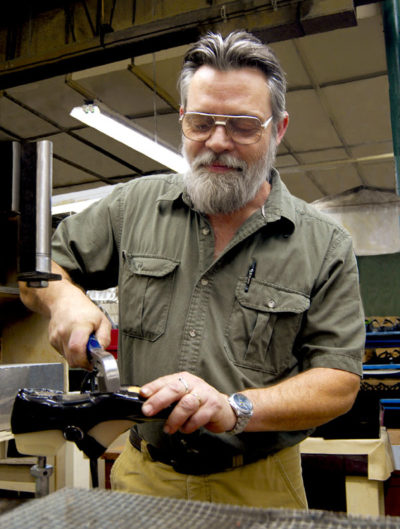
[[19, 261, 111, 369], [140, 372, 237, 435], [48, 288, 111, 368], [139, 367, 360, 436]]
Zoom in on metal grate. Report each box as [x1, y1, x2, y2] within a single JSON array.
[[1, 488, 400, 529]]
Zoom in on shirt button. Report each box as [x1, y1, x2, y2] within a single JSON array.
[[189, 329, 197, 338], [202, 228, 210, 236], [201, 279, 208, 286], [267, 300, 276, 308]]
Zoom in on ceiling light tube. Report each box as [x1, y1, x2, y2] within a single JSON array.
[[70, 102, 189, 173]]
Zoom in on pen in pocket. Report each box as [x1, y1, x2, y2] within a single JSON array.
[[244, 260, 257, 292]]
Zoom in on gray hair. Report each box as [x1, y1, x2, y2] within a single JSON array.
[[179, 31, 287, 129]]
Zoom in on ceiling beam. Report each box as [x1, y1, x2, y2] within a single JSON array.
[[0, 0, 359, 90], [3, 90, 144, 174]]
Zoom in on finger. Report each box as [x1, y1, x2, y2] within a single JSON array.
[[67, 326, 95, 368], [179, 408, 212, 434], [141, 372, 192, 400], [95, 316, 112, 350], [163, 392, 204, 434], [141, 375, 194, 416]]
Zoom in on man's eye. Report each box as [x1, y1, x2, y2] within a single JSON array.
[[231, 119, 258, 134], [191, 119, 212, 132]]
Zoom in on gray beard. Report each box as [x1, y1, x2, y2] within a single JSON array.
[[183, 138, 277, 215]]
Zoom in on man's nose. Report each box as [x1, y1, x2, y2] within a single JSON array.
[[204, 124, 234, 152]]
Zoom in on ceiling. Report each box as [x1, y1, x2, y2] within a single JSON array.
[[0, 1, 396, 206]]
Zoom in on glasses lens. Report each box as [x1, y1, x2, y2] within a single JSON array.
[[182, 113, 215, 141], [227, 117, 262, 144]]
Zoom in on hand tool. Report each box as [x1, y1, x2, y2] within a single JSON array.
[[85, 333, 120, 393]]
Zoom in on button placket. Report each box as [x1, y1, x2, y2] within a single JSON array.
[[178, 266, 215, 373]]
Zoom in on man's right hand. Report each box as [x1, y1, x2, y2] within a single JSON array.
[[48, 289, 111, 368], [19, 261, 111, 369]]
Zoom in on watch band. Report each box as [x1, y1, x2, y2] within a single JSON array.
[[227, 393, 253, 435]]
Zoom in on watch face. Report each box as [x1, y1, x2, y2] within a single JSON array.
[[233, 393, 253, 413]]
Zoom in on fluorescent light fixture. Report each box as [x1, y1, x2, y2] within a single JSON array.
[[70, 102, 189, 173], [52, 185, 116, 214]]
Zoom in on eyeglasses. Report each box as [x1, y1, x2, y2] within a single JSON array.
[[180, 112, 273, 145]]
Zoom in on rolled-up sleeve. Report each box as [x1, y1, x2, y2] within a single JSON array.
[[299, 230, 365, 375], [52, 186, 123, 291]]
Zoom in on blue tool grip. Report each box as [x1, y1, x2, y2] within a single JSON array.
[[87, 333, 101, 352]]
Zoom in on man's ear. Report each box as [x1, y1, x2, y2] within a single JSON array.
[[276, 112, 289, 146]]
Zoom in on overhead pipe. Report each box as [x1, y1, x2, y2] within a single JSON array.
[[382, 0, 400, 194]]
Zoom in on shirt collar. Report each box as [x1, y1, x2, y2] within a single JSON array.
[[262, 168, 296, 234], [156, 170, 297, 234], [156, 174, 186, 204]]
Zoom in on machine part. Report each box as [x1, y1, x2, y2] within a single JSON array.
[[17, 140, 61, 287], [86, 334, 120, 393], [30, 456, 53, 498], [11, 388, 173, 459], [35, 141, 52, 277], [0, 363, 64, 431]]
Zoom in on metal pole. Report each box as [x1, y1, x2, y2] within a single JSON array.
[[382, 0, 400, 194], [30, 456, 53, 498], [11, 142, 21, 214], [35, 140, 53, 276]]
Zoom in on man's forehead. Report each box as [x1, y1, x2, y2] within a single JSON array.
[[191, 64, 270, 85], [186, 65, 271, 114]]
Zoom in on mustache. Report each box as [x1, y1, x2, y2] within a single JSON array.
[[190, 151, 247, 172]]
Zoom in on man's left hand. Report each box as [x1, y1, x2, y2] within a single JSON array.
[[140, 372, 237, 434]]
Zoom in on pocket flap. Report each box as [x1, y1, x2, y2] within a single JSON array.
[[236, 280, 310, 314], [123, 253, 179, 277]]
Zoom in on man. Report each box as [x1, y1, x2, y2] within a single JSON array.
[[19, 31, 365, 509]]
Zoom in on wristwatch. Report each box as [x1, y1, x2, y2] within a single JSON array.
[[227, 393, 253, 435]]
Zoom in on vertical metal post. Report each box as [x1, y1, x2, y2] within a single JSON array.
[[30, 456, 53, 498], [382, 0, 400, 194], [11, 142, 21, 214], [35, 140, 53, 276]]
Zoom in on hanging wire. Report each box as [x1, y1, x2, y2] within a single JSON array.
[[151, 0, 158, 144], [109, 0, 117, 27], [152, 52, 158, 144]]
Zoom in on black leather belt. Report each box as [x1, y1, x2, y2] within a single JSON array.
[[129, 429, 263, 475]]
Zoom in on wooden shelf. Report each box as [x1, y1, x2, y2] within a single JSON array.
[[0, 287, 19, 297]]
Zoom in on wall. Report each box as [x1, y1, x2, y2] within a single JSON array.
[[357, 253, 400, 317]]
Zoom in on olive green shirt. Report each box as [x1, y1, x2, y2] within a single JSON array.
[[53, 169, 365, 459]]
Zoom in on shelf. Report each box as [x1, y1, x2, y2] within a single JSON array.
[[0, 287, 19, 297], [362, 365, 400, 376], [365, 331, 400, 348]]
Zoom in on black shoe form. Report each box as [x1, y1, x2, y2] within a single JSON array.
[[11, 388, 173, 460]]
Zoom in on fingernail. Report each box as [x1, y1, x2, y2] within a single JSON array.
[[142, 403, 152, 415], [141, 387, 151, 397]]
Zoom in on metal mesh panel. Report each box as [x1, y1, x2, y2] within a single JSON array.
[[1, 488, 400, 529]]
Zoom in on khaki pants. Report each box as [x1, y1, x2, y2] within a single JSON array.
[[110, 440, 308, 509]]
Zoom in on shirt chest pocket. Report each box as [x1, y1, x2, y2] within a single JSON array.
[[120, 253, 179, 341], [224, 280, 310, 379]]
